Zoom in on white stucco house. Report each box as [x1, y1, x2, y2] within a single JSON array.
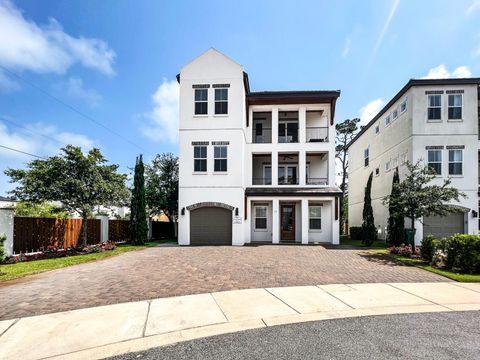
[[177, 49, 341, 246], [347, 78, 480, 244]]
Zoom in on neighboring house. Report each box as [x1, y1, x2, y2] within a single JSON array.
[[177, 48, 341, 246], [0, 196, 17, 208], [347, 78, 480, 244]]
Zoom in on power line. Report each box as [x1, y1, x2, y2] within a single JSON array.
[[0, 144, 45, 159], [0, 65, 146, 152], [0, 117, 65, 146]]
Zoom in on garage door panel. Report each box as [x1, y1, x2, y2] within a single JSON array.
[[423, 213, 465, 238], [190, 207, 232, 245]]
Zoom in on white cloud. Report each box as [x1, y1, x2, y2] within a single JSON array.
[[342, 37, 351, 58], [359, 98, 385, 126], [0, 120, 96, 194], [140, 79, 179, 143], [422, 64, 472, 79], [63, 77, 101, 107], [466, 0, 480, 15], [0, 0, 115, 84], [374, 0, 400, 53]]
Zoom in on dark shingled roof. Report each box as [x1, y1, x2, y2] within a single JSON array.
[[245, 187, 342, 197], [346, 77, 480, 149]]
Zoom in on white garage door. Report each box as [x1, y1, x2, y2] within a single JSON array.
[[423, 213, 465, 238]]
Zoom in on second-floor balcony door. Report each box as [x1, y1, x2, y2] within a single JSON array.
[[278, 165, 297, 185], [278, 122, 298, 143]]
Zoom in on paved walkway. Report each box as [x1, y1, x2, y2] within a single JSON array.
[[0, 246, 447, 320], [0, 282, 479, 360]]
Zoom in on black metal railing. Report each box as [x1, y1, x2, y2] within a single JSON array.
[[278, 177, 299, 185], [306, 127, 328, 142], [306, 177, 328, 185], [252, 177, 272, 185], [253, 128, 272, 143]]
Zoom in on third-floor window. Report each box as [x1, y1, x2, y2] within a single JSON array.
[[194, 89, 208, 115], [427, 95, 441, 120], [448, 94, 462, 120], [214, 88, 228, 114]]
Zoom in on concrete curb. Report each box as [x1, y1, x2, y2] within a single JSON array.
[[0, 282, 479, 360]]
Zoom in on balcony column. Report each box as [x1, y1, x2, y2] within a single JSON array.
[[328, 152, 334, 186], [272, 199, 280, 243], [272, 151, 278, 186], [272, 107, 278, 144], [301, 199, 309, 244], [299, 107, 306, 143], [299, 151, 306, 185]]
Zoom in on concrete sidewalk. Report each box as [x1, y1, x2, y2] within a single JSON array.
[[0, 282, 479, 360]]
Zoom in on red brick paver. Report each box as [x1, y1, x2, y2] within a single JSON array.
[[0, 245, 446, 320]]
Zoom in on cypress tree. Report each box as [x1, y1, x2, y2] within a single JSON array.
[[387, 167, 405, 246], [130, 155, 148, 245], [361, 172, 376, 246]]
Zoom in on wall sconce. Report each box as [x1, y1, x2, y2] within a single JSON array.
[[181, 207, 185, 216], [472, 210, 478, 218], [235, 208, 239, 216]]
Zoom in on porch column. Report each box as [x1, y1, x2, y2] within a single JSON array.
[[0, 208, 14, 257], [272, 150, 278, 186], [299, 107, 306, 143], [301, 199, 309, 244], [299, 151, 306, 186], [272, 199, 280, 244], [272, 107, 278, 144]]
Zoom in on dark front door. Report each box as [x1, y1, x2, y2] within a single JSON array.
[[281, 204, 295, 241]]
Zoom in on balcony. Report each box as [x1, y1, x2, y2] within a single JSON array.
[[306, 127, 328, 142], [306, 152, 329, 186], [278, 153, 298, 185], [278, 111, 298, 143], [252, 154, 272, 185], [306, 177, 328, 185], [253, 112, 272, 144]]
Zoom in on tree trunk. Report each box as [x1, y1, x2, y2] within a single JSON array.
[[410, 216, 415, 249]]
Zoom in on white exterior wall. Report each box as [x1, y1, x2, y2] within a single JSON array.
[[348, 82, 479, 244]]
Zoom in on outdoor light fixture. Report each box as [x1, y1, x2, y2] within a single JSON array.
[[181, 207, 185, 216], [235, 208, 239, 216], [472, 210, 478, 218]]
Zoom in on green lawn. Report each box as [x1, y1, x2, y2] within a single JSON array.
[[340, 236, 388, 249], [371, 249, 480, 282], [0, 239, 177, 282]]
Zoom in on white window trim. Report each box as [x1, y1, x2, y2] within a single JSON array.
[[385, 160, 391, 172], [385, 114, 391, 126], [427, 94, 442, 122], [400, 99, 407, 114], [308, 205, 322, 231], [448, 149, 463, 176], [447, 93, 463, 122], [427, 149, 442, 176], [214, 88, 229, 115], [254, 205, 268, 231], [392, 107, 398, 120], [194, 88, 208, 116]]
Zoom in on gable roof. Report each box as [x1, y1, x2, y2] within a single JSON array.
[[346, 77, 480, 149]]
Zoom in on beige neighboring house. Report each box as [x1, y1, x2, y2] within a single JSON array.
[[0, 196, 17, 208], [347, 78, 480, 244]]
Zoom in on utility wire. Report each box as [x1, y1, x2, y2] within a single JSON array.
[[0, 144, 45, 159], [0, 65, 146, 152]]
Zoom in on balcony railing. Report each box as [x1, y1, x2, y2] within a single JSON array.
[[253, 128, 272, 143], [306, 177, 328, 185], [252, 177, 272, 185], [306, 127, 328, 142], [278, 177, 299, 185]]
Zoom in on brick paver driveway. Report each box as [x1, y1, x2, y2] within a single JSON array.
[[0, 245, 447, 320]]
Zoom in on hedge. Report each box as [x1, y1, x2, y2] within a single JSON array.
[[349, 226, 364, 240]]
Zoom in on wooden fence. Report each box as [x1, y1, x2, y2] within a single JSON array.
[[108, 220, 130, 242], [13, 217, 101, 254]]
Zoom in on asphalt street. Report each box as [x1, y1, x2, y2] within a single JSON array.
[[109, 311, 480, 360]]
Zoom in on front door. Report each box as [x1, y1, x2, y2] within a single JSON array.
[[281, 204, 295, 241]]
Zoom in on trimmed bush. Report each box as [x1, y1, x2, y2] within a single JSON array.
[[420, 235, 437, 263], [349, 226, 364, 240], [0, 233, 6, 263], [440, 234, 480, 274]]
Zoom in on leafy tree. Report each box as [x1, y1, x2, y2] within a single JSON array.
[[130, 155, 148, 245], [387, 168, 405, 246], [362, 172, 376, 246], [383, 161, 465, 246], [145, 153, 179, 222], [336, 118, 360, 232], [13, 201, 69, 219], [5, 145, 129, 246]]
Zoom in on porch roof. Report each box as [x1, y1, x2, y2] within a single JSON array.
[[245, 187, 342, 197]]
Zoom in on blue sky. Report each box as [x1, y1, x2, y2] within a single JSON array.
[[1, 0, 480, 195]]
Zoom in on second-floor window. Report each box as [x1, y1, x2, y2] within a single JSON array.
[[448, 94, 462, 120], [364, 148, 369, 167], [194, 89, 208, 115], [427, 150, 442, 175], [193, 146, 207, 172], [427, 95, 441, 120], [214, 146, 228, 172], [215, 88, 228, 114], [448, 149, 462, 175]]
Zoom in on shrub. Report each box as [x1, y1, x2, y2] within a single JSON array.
[[0, 233, 6, 263], [420, 235, 437, 263], [439, 234, 480, 274], [349, 226, 364, 240], [388, 244, 420, 258]]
